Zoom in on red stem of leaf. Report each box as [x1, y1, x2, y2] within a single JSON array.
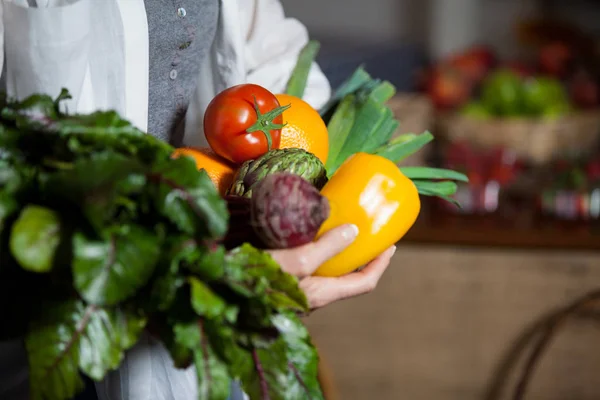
[[45, 305, 97, 379], [289, 362, 312, 399], [146, 172, 220, 245], [252, 349, 271, 400], [146, 173, 200, 214], [198, 319, 212, 393], [101, 234, 117, 281]]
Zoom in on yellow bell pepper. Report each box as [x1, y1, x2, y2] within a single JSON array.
[[313, 152, 420, 277]]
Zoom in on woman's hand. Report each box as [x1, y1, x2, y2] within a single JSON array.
[[268, 224, 396, 310]]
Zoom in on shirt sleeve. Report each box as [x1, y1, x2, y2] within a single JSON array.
[[242, 0, 331, 110]]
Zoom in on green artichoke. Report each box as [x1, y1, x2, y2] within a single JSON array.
[[227, 148, 328, 198]]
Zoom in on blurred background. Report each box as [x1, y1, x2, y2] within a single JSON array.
[[279, 0, 600, 399]]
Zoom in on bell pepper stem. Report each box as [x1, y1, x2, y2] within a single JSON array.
[[246, 97, 291, 150]]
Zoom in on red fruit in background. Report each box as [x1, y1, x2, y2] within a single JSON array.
[[467, 170, 484, 187], [554, 159, 571, 173], [426, 66, 472, 110], [538, 41, 573, 78], [586, 159, 600, 181], [489, 165, 517, 186], [503, 61, 534, 78], [463, 45, 496, 67], [447, 45, 496, 84], [445, 141, 485, 179], [568, 70, 599, 109]]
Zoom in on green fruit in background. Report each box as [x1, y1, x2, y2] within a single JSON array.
[[460, 101, 492, 120], [542, 101, 572, 120], [481, 69, 524, 117], [523, 77, 569, 116]]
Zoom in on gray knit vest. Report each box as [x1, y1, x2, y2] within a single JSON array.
[[144, 0, 219, 144]]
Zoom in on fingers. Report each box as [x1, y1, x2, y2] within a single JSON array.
[[269, 224, 359, 278], [300, 245, 397, 309]]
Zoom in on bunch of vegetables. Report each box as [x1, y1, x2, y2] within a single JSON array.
[[0, 39, 466, 400], [186, 41, 468, 277]]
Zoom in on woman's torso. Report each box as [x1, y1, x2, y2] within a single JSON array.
[[144, 0, 219, 144]]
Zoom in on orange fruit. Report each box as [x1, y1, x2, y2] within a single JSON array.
[[274, 94, 329, 164], [171, 147, 234, 196]]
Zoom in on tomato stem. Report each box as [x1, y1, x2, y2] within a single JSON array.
[[246, 97, 291, 150]]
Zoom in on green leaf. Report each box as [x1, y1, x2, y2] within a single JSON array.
[[240, 340, 290, 400], [369, 81, 396, 104], [0, 160, 34, 194], [13, 93, 59, 119], [375, 131, 434, 163], [41, 152, 147, 232], [240, 319, 324, 400], [285, 40, 321, 99], [437, 195, 462, 208], [329, 98, 387, 173], [149, 157, 228, 239], [366, 114, 400, 157], [273, 313, 324, 400], [54, 88, 73, 107], [415, 185, 462, 208], [189, 277, 228, 320], [9, 205, 61, 273], [204, 322, 254, 378], [45, 110, 174, 164], [400, 167, 469, 182], [325, 95, 356, 174], [224, 244, 309, 313], [149, 270, 186, 312], [319, 66, 372, 118], [361, 107, 396, 154], [147, 237, 195, 312], [413, 180, 459, 197], [72, 225, 161, 306], [158, 325, 194, 369], [173, 321, 232, 400], [186, 245, 226, 281], [26, 300, 146, 400]]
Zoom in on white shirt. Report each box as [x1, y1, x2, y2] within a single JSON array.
[[0, 0, 331, 145], [0, 1, 331, 399]]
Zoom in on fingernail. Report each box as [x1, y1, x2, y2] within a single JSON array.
[[390, 245, 397, 255], [341, 224, 359, 241]]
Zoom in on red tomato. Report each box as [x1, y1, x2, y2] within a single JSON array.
[[203, 84, 287, 164]]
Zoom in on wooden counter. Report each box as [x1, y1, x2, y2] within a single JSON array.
[[404, 201, 600, 251]]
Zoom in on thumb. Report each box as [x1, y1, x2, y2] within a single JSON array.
[[269, 224, 359, 277]]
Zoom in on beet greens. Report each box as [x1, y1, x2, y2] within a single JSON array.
[[0, 90, 323, 400]]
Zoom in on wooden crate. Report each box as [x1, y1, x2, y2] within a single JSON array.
[[436, 111, 600, 164]]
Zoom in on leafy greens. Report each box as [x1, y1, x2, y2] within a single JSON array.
[[0, 90, 323, 400]]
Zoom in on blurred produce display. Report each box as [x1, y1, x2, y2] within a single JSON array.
[[414, 35, 600, 226], [538, 156, 600, 220], [422, 40, 600, 114], [431, 138, 600, 223], [437, 141, 524, 215]]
